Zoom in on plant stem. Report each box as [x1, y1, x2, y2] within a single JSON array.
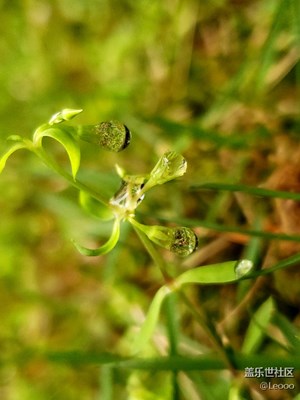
[[131, 221, 181, 398], [179, 291, 237, 374], [33, 146, 109, 205], [165, 293, 180, 400], [131, 224, 170, 282]]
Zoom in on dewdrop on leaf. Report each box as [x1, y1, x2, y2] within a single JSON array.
[[77, 120, 131, 152]]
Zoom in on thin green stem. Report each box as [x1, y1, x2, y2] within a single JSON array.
[[179, 291, 236, 373], [33, 146, 109, 206], [99, 366, 113, 400], [165, 294, 180, 400], [131, 223, 170, 281], [191, 182, 300, 201]]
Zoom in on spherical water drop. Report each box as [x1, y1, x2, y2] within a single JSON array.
[[170, 227, 198, 257], [78, 120, 131, 152]]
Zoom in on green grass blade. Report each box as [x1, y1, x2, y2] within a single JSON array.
[[156, 215, 300, 243], [99, 366, 114, 400], [241, 298, 275, 354], [253, 0, 287, 94], [191, 182, 300, 201], [245, 251, 300, 279], [43, 351, 300, 371], [132, 285, 171, 354], [272, 312, 300, 354]]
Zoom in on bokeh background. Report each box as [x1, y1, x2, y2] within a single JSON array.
[[0, 0, 299, 399]]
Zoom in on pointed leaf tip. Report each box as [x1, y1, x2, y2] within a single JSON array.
[[49, 109, 83, 125]]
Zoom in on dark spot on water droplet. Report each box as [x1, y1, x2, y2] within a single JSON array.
[[120, 124, 131, 151]]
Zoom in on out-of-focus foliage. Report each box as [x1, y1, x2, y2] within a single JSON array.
[[0, 0, 300, 399]]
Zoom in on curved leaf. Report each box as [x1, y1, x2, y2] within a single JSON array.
[[33, 126, 80, 180], [242, 297, 274, 354], [0, 141, 28, 174], [72, 218, 120, 256], [132, 286, 171, 354]]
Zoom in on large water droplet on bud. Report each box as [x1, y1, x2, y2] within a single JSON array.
[[78, 120, 131, 152], [131, 220, 198, 257], [170, 227, 198, 256], [143, 151, 187, 191]]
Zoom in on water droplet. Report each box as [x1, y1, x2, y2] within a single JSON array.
[[146, 151, 187, 188], [79, 120, 131, 152], [110, 178, 145, 212], [98, 121, 131, 152], [235, 259, 253, 278], [170, 227, 198, 257]]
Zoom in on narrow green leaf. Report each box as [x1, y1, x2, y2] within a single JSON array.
[[242, 297, 274, 354], [33, 126, 80, 180], [175, 260, 253, 287], [43, 351, 300, 371], [272, 312, 300, 354], [157, 215, 300, 243], [72, 218, 120, 256], [191, 182, 300, 201], [133, 286, 172, 354], [0, 141, 28, 174]]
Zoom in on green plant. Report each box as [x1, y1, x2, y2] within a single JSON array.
[[1, 109, 300, 400]]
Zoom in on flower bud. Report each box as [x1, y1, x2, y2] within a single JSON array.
[[131, 220, 198, 257], [77, 120, 131, 152], [144, 151, 187, 190], [49, 109, 83, 125]]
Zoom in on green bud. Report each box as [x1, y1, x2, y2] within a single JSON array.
[[145, 151, 187, 190], [49, 109, 83, 125], [131, 219, 198, 256], [77, 120, 131, 152]]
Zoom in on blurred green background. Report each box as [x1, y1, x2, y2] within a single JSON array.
[[0, 0, 299, 399]]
